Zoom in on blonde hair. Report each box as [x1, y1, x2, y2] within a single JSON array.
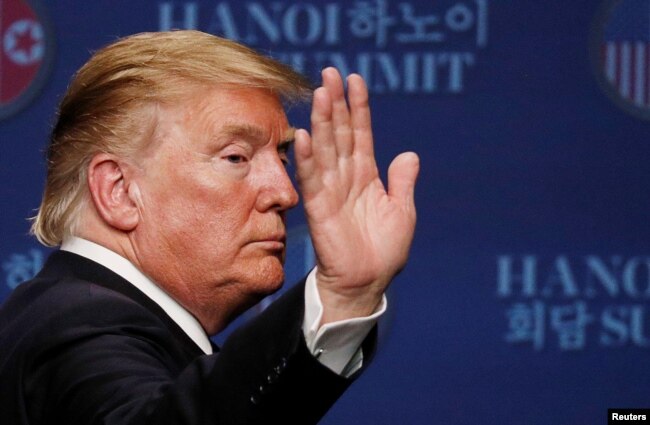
[[31, 30, 312, 246]]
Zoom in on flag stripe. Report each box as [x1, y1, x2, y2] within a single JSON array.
[[0, 0, 4, 101], [606, 42, 617, 83], [602, 41, 650, 107], [645, 43, 650, 106], [630, 41, 637, 102], [634, 42, 645, 105], [620, 42, 631, 98]]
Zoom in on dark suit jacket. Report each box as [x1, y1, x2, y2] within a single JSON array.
[[0, 250, 376, 425]]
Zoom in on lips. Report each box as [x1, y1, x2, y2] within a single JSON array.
[[261, 233, 286, 243], [250, 234, 286, 250]]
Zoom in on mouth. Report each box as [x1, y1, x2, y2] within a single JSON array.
[[250, 234, 286, 251]]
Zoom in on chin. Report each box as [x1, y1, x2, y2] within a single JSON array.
[[258, 270, 285, 295], [248, 258, 285, 295]]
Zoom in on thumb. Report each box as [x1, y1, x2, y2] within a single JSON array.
[[387, 152, 419, 207]]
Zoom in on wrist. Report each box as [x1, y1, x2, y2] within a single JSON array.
[[316, 279, 385, 325]]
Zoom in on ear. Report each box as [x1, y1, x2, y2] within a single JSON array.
[[87, 153, 140, 232]]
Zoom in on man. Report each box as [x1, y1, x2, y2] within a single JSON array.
[[0, 30, 419, 424]]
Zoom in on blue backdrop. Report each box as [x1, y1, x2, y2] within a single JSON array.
[[1, 1, 649, 424]]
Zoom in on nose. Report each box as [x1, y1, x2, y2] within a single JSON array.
[[255, 158, 299, 212]]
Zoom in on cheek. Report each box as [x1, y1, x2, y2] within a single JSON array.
[[162, 183, 256, 246], [137, 153, 259, 249]]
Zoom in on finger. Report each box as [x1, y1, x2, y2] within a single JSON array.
[[387, 152, 419, 210], [294, 128, 323, 198], [322, 67, 353, 158], [347, 74, 374, 159], [294, 128, 313, 162], [310, 86, 337, 170]]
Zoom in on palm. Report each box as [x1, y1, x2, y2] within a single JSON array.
[[294, 68, 419, 321]]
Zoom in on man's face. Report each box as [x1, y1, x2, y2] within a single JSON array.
[[130, 86, 299, 330]]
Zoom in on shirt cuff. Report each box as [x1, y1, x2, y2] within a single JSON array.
[[302, 268, 386, 376]]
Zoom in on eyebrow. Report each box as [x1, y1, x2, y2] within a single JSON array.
[[282, 127, 296, 144], [220, 123, 295, 147]]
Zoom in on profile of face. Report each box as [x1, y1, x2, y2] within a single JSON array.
[[129, 86, 299, 331]]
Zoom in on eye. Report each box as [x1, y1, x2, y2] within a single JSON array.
[[278, 144, 291, 166], [280, 154, 290, 167], [225, 154, 247, 164]]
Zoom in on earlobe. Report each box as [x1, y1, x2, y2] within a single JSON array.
[[87, 153, 140, 232]]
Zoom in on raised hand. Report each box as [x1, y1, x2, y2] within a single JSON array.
[[294, 67, 419, 325]]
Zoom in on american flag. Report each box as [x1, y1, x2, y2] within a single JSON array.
[[601, 0, 650, 108]]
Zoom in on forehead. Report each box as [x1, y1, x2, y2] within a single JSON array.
[[175, 85, 290, 139]]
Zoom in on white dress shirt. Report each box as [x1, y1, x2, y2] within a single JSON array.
[[61, 237, 385, 375]]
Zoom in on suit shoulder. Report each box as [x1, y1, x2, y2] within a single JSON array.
[[0, 275, 172, 362], [3, 275, 155, 326]]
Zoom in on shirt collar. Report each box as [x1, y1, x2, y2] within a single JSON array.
[[60, 236, 213, 355]]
